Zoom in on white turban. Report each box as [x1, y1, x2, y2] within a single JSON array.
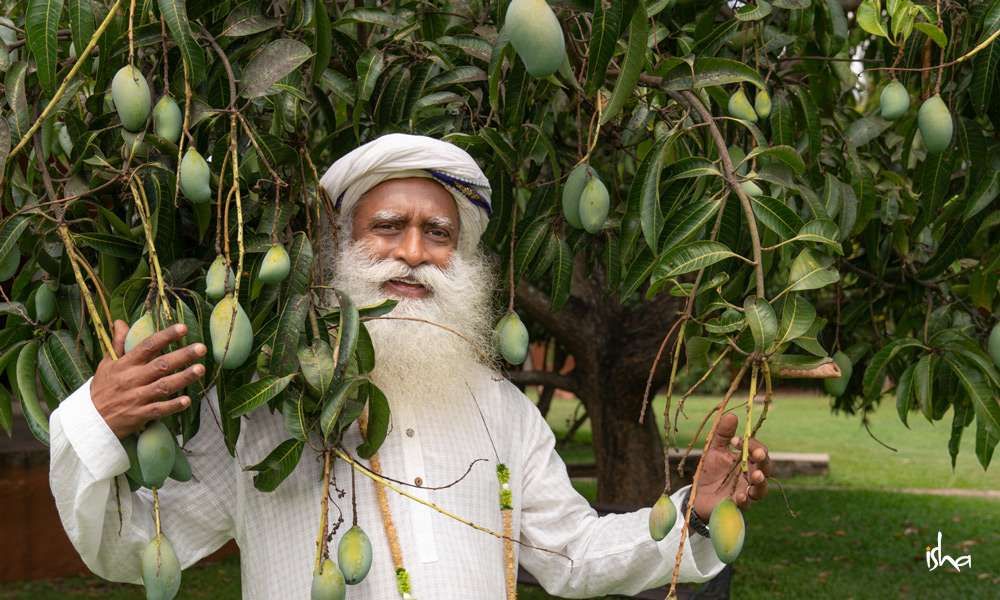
[[319, 133, 492, 255]]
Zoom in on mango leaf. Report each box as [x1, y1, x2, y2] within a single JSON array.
[[896, 363, 915, 427], [660, 57, 766, 91], [586, 0, 628, 93], [282, 384, 308, 441], [792, 317, 828, 356], [751, 196, 803, 240], [74, 232, 141, 259], [857, 0, 889, 38], [861, 338, 924, 404], [15, 341, 48, 445], [651, 241, 740, 286], [68, 0, 95, 57], [735, 0, 772, 21], [158, 0, 206, 78], [0, 384, 12, 437], [298, 339, 334, 398], [355, 323, 375, 374], [550, 237, 573, 311], [659, 195, 723, 254], [333, 291, 360, 381], [845, 116, 892, 148], [357, 383, 390, 458], [975, 411, 999, 469], [241, 39, 314, 98], [426, 66, 487, 91], [245, 438, 304, 492], [0, 215, 29, 266], [514, 219, 550, 280], [227, 374, 295, 417], [312, 0, 332, 81], [963, 170, 999, 221], [913, 354, 935, 422], [704, 309, 746, 334], [37, 340, 69, 402], [633, 136, 668, 251], [602, 0, 649, 124], [944, 356, 1000, 441], [947, 399, 973, 467], [782, 249, 840, 295], [320, 376, 365, 439], [775, 294, 816, 348], [45, 329, 93, 391], [913, 22, 947, 47], [269, 294, 309, 378], [744, 296, 777, 353], [336, 7, 412, 28], [281, 233, 313, 298], [26, 0, 64, 94], [970, 1, 1000, 114], [221, 4, 279, 37], [741, 145, 805, 174]]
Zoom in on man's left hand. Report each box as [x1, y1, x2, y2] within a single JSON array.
[[690, 413, 770, 520]]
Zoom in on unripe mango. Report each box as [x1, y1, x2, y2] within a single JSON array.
[[126, 311, 157, 353], [137, 420, 176, 488], [740, 179, 764, 198], [35, 282, 56, 322], [754, 89, 771, 119], [917, 94, 952, 154], [987, 323, 1000, 368], [206, 255, 234, 301], [311, 559, 346, 600], [505, 0, 566, 78], [727, 88, 758, 122], [648, 494, 677, 541], [141, 534, 181, 600], [111, 65, 152, 132], [153, 96, 183, 144], [179, 148, 212, 203], [0, 246, 20, 281], [879, 80, 909, 120], [122, 433, 149, 487], [578, 175, 610, 234], [170, 444, 192, 482], [709, 498, 745, 564], [495, 311, 529, 365], [258, 243, 291, 285], [562, 163, 590, 229], [823, 351, 853, 397], [210, 294, 254, 369], [337, 525, 373, 585]]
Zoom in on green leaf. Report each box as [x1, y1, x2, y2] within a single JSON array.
[[514, 219, 550, 280], [975, 411, 999, 469], [602, 0, 649, 124], [37, 339, 69, 403], [947, 399, 972, 468], [586, 0, 627, 93], [633, 137, 668, 251], [336, 7, 412, 28], [221, 4, 279, 37], [790, 219, 843, 254], [298, 339, 334, 398], [478, 128, 517, 173], [269, 294, 309, 378], [775, 294, 816, 348], [227, 374, 295, 417], [792, 317, 828, 356], [660, 58, 766, 91], [913, 22, 947, 47], [659, 195, 723, 253], [281, 233, 313, 299], [282, 384, 308, 441], [426, 66, 487, 91], [357, 383, 390, 459], [67, 0, 95, 57], [158, 0, 207, 79], [333, 291, 360, 382], [74, 232, 141, 259], [751, 196, 804, 240], [15, 341, 48, 445], [312, 0, 332, 81], [0, 384, 12, 437], [970, 1, 1000, 114], [744, 296, 778, 353], [783, 249, 840, 295], [795, 87, 821, 162], [857, 0, 889, 38], [862, 338, 923, 404], [320, 376, 365, 439], [704, 309, 746, 334], [964, 170, 999, 221], [735, 0, 772, 21], [944, 356, 1000, 441], [240, 39, 314, 98], [651, 241, 740, 285], [845, 116, 892, 148], [550, 237, 573, 311], [913, 354, 935, 423], [245, 438, 304, 492], [896, 363, 915, 427], [742, 145, 805, 175], [45, 330, 93, 391], [26, 0, 65, 94]]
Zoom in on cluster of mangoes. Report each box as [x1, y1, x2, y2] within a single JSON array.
[[110, 66, 211, 201], [648, 493, 745, 564], [504, 0, 566, 78], [879, 81, 953, 153], [562, 163, 610, 234], [311, 526, 374, 599], [727, 86, 771, 122]]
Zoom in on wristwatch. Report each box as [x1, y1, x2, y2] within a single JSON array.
[[680, 488, 711, 538]]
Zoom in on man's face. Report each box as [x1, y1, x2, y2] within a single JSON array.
[[350, 177, 460, 299]]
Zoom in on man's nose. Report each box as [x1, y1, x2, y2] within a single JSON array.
[[390, 227, 429, 268]]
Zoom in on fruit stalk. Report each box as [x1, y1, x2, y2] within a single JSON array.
[[660, 324, 686, 492], [741, 364, 758, 474], [152, 487, 162, 537], [130, 180, 173, 321], [314, 449, 333, 573]]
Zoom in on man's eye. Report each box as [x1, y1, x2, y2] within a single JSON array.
[[375, 223, 396, 230], [429, 229, 449, 238]]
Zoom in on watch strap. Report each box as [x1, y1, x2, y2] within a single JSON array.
[[681, 488, 711, 538]]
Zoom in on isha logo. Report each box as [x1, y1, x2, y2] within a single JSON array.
[[925, 531, 972, 572]]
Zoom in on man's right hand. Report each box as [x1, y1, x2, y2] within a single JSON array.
[[91, 319, 207, 439]]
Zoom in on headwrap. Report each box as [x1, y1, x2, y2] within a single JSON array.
[[319, 133, 492, 254]]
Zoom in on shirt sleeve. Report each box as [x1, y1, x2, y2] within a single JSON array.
[[48, 377, 237, 585], [515, 390, 726, 598]]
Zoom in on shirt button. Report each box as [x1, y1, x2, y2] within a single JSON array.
[[414, 476, 423, 486], [406, 428, 414, 437]]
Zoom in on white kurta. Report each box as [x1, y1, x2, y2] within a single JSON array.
[[49, 365, 726, 599]]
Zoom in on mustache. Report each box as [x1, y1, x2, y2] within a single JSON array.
[[347, 244, 455, 294]]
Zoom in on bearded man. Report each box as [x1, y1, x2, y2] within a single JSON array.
[[49, 134, 771, 599]]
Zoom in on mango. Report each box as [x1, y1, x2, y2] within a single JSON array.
[[35, 282, 56, 322], [917, 94, 952, 154], [578, 174, 610, 234], [0, 246, 20, 281], [648, 493, 677, 541], [258, 243, 291, 285], [337, 525, 373, 585], [126, 311, 157, 353], [122, 433, 149, 487], [561, 163, 590, 229], [727, 88, 758, 122], [754, 89, 771, 119], [137, 420, 176, 488], [55, 122, 74, 156], [206, 255, 234, 301], [987, 323, 1000, 368], [740, 179, 764, 198], [210, 294, 254, 369], [823, 351, 853, 397], [879, 80, 909, 120], [495, 311, 529, 365], [311, 559, 346, 600], [505, 0, 566, 78], [179, 148, 212, 203], [709, 498, 745, 564], [141, 534, 181, 600], [170, 443, 192, 482], [153, 96, 183, 144], [111, 65, 151, 132]]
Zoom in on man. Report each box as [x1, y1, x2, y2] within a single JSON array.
[[49, 134, 771, 598]]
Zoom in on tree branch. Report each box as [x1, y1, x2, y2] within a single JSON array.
[[506, 370, 578, 394]]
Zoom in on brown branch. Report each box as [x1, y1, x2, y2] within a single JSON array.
[[505, 370, 579, 394]]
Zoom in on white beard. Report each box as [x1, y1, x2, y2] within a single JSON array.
[[323, 234, 501, 410]]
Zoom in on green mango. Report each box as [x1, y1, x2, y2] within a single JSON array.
[[137, 421, 176, 488], [823, 351, 853, 397], [141, 534, 182, 600], [0, 246, 20, 281], [709, 498, 745, 564], [740, 179, 764, 198], [258, 243, 291, 285], [728, 145, 748, 177], [311, 559, 346, 600], [153, 96, 183, 144], [727, 88, 758, 122], [337, 526, 373, 585], [122, 433, 149, 488], [648, 493, 677, 541], [210, 294, 254, 369], [578, 174, 610, 234], [169, 442, 192, 482], [206, 255, 234, 301], [125, 311, 157, 353], [561, 163, 590, 229], [179, 148, 212, 203], [917, 94, 953, 154], [505, 0, 566, 78], [987, 323, 1000, 368], [35, 282, 56, 322], [495, 311, 529, 365], [111, 65, 151, 132], [879, 80, 910, 120], [754, 89, 771, 119]]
